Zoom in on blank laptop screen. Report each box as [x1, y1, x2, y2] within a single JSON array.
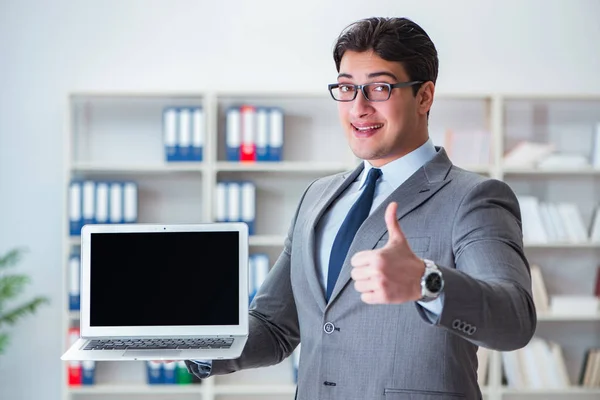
[[89, 231, 240, 327]]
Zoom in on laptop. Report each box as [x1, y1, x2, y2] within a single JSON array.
[[61, 222, 249, 361]]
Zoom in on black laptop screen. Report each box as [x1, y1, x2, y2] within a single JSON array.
[[89, 231, 240, 327]]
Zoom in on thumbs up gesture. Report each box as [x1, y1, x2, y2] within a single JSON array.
[[350, 201, 426, 304]]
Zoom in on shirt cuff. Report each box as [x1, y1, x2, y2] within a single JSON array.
[[189, 360, 212, 378], [417, 292, 445, 323]]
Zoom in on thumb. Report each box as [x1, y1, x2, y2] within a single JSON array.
[[384, 202, 405, 245]]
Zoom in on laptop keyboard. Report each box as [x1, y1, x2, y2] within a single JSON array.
[[83, 338, 234, 350]]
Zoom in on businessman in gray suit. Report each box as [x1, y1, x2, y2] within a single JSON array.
[[186, 16, 536, 399]]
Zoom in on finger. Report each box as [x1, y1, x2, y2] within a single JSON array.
[[353, 278, 379, 293], [350, 250, 373, 268], [351, 265, 377, 281], [360, 291, 380, 304], [384, 202, 406, 245]]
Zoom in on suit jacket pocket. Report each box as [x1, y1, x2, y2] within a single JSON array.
[[376, 236, 430, 255], [384, 388, 466, 399]]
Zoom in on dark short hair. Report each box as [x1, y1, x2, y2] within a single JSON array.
[[333, 17, 439, 96]]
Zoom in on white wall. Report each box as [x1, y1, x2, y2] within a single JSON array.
[[0, 0, 599, 399]]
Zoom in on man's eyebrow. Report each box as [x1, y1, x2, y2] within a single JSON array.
[[336, 71, 399, 81], [367, 71, 398, 80]]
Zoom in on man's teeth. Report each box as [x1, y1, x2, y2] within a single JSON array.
[[355, 124, 383, 131]]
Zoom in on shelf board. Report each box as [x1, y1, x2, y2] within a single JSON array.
[[72, 163, 204, 173], [68, 383, 204, 394], [524, 242, 600, 249], [503, 167, 600, 176], [216, 161, 351, 173], [501, 386, 600, 395], [249, 235, 285, 247], [214, 384, 297, 395], [537, 313, 600, 322]]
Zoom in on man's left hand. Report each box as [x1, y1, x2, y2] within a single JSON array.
[[350, 201, 425, 304]]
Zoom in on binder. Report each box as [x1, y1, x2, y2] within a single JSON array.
[[95, 182, 109, 224], [249, 253, 269, 303], [81, 361, 95, 385], [216, 181, 228, 222], [163, 107, 178, 162], [226, 107, 241, 161], [269, 107, 284, 161], [69, 181, 82, 236], [227, 182, 241, 223], [82, 181, 95, 226], [67, 328, 82, 385], [178, 107, 192, 161], [164, 361, 177, 384], [69, 254, 80, 311], [146, 361, 164, 384], [123, 182, 138, 223], [254, 253, 269, 294], [176, 361, 193, 384], [240, 105, 256, 162], [240, 181, 256, 235], [248, 255, 256, 303], [256, 107, 270, 161], [109, 182, 123, 224], [191, 107, 204, 161]]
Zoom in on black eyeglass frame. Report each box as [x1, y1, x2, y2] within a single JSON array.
[[327, 81, 424, 102]]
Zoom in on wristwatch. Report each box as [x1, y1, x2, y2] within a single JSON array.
[[419, 259, 444, 302]]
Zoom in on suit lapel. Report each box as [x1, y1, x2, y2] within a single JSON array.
[[301, 164, 364, 311], [327, 148, 453, 305]]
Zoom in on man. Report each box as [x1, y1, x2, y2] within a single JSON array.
[[186, 17, 536, 399]]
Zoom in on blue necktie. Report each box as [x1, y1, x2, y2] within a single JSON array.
[[326, 168, 382, 302]]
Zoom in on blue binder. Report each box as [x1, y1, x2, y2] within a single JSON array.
[[268, 107, 284, 161], [164, 361, 177, 384], [109, 182, 124, 224], [82, 180, 96, 226], [255, 107, 270, 161], [177, 107, 192, 161], [94, 182, 109, 224], [240, 181, 256, 235], [163, 107, 179, 162], [146, 361, 164, 384], [68, 254, 80, 311], [216, 181, 229, 222], [82, 361, 96, 385], [225, 107, 241, 161], [191, 107, 204, 162], [69, 181, 82, 236]]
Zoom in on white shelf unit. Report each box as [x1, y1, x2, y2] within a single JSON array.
[[62, 92, 600, 400]]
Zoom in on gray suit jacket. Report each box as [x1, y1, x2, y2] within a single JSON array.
[[187, 148, 536, 400]]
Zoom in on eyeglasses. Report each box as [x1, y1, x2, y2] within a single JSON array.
[[328, 81, 424, 102]]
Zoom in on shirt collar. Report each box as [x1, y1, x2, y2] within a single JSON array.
[[359, 138, 437, 189]]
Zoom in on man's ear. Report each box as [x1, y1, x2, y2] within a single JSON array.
[[417, 81, 435, 116]]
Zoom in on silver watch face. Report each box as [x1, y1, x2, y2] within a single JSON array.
[[425, 272, 443, 293]]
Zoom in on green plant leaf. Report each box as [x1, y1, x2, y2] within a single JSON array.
[[0, 333, 9, 355], [0, 248, 27, 270], [0, 297, 49, 327], [0, 274, 30, 301]]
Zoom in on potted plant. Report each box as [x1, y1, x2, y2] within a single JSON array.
[[0, 247, 49, 354]]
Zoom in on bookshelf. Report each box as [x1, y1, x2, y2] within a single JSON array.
[[63, 92, 600, 400]]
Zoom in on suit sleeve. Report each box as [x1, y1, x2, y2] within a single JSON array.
[[416, 179, 536, 351], [187, 180, 317, 378]]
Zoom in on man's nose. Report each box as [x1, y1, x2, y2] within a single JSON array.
[[350, 89, 374, 118]]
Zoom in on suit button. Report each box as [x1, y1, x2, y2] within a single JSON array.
[[323, 322, 335, 334], [452, 319, 461, 329], [468, 326, 477, 335]]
